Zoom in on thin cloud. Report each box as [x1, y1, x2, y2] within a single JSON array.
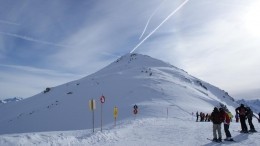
[[0, 31, 72, 48], [0, 64, 83, 99], [135, 0, 260, 97], [0, 64, 83, 78], [1, 0, 259, 99], [0, 20, 20, 26]]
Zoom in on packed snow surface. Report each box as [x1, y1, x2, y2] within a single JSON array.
[[0, 117, 259, 146]]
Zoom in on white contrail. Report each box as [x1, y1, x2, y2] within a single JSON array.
[[130, 0, 189, 53], [139, 0, 167, 40], [0, 31, 72, 48], [0, 20, 20, 26]]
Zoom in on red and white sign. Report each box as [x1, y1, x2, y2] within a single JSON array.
[[100, 95, 105, 103], [133, 109, 138, 115]]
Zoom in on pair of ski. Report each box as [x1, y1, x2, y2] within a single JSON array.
[[207, 138, 235, 143]]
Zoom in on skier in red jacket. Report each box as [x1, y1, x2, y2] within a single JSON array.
[[221, 108, 234, 141]]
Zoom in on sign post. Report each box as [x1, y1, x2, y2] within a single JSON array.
[[133, 104, 138, 119], [100, 95, 105, 132], [89, 99, 96, 133], [113, 106, 118, 126], [167, 107, 168, 119]]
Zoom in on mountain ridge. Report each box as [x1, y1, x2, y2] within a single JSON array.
[[0, 53, 237, 135]]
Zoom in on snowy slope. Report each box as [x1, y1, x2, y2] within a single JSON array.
[[1, 53, 258, 145], [0, 97, 23, 104], [0, 117, 259, 145]]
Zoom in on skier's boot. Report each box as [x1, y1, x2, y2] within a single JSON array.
[[218, 138, 222, 142]]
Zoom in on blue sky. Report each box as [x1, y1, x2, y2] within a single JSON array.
[[0, 0, 260, 100]]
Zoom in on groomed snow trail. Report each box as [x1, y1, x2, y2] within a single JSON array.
[[0, 117, 259, 146]]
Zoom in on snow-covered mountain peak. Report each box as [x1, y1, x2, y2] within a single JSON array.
[[114, 53, 170, 67], [93, 53, 186, 79], [0, 53, 238, 135], [0, 53, 259, 145]]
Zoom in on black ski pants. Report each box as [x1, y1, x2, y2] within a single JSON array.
[[224, 124, 231, 138], [240, 116, 248, 132], [248, 118, 255, 130]]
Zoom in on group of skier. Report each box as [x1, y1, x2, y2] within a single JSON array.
[[210, 107, 234, 142], [196, 111, 211, 122], [210, 104, 258, 142], [235, 104, 257, 133]]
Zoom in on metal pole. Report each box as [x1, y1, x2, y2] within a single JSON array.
[[167, 107, 168, 118], [92, 110, 94, 133], [101, 103, 103, 132]]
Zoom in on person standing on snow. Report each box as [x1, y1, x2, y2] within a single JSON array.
[[196, 111, 199, 122], [208, 114, 211, 122], [258, 112, 260, 123], [200, 112, 203, 122], [235, 104, 248, 133], [201, 112, 205, 122], [205, 113, 208, 122], [246, 107, 257, 132], [211, 107, 223, 142], [220, 108, 234, 141]]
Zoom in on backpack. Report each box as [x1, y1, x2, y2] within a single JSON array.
[[227, 112, 233, 119], [224, 112, 231, 124], [247, 109, 253, 118], [240, 107, 246, 116]]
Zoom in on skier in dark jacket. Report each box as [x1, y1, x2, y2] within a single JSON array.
[[205, 113, 208, 122], [211, 107, 222, 142], [246, 107, 257, 132], [196, 111, 199, 122], [259, 112, 260, 123], [235, 104, 248, 133]]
